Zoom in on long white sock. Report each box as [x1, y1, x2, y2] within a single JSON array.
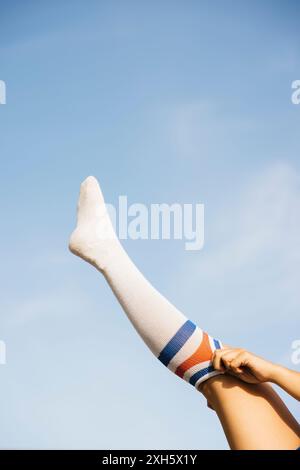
[[69, 176, 223, 389]]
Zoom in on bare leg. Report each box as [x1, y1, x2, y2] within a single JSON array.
[[200, 375, 300, 450]]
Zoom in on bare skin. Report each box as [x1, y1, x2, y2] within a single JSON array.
[[212, 347, 300, 401], [199, 349, 300, 449]]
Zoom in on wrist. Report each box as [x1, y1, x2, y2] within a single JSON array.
[[268, 363, 285, 384]]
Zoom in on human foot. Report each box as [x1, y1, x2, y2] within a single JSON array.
[[69, 176, 120, 271]]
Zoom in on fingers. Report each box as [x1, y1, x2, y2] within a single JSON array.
[[212, 349, 226, 371], [213, 348, 263, 384], [212, 348, 235, 372], [230, 351, 249, 374], [212, 348, 246, 374]]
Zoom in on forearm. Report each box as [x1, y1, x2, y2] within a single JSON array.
[[270, 365, 300, 401]]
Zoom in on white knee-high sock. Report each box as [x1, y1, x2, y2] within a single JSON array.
[[69, 176, 223, 389]]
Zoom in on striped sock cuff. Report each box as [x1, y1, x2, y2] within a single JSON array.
[[158, 320, 223, 388]]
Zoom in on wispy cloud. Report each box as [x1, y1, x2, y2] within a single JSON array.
[[164, 101, 255, 159], [172, 162, 300, 345]]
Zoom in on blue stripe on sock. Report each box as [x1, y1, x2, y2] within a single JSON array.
[[213, 339, 221, 350], [158, 320, 196, 367], [189, 365, 215, 386]]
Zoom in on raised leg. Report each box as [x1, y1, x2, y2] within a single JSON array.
[[69, 176, 300, 450], [69, 176, 223, 387]]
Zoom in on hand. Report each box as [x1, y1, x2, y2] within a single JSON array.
[[212, 348, 278, 384]]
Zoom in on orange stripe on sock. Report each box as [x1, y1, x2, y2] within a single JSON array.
[[175, 332, 212, 378]]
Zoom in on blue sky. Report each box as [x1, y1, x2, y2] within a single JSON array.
[[0, 0, 299, 449]]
